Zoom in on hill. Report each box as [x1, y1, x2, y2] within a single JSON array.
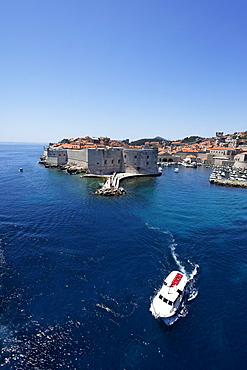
[[130, 136, 171, 146], [180, 136, 204, 144]]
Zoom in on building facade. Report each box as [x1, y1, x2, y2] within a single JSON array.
[[42, 146, 159, 175], [233, 152, 247, 169]]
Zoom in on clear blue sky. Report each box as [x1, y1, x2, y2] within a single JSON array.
[[1, 0, 246, 143]]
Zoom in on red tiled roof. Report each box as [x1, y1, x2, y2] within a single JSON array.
[[211, 146, 235, 151]]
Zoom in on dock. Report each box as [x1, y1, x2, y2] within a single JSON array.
[[83, 172, 160, 196]]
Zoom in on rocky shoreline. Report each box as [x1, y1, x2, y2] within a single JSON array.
[[95, 187, 126, 196], [39, 160, 86, 175], [210, 178, 247, 188]]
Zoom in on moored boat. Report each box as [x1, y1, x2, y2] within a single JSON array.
[[150, 271, 187, 319]]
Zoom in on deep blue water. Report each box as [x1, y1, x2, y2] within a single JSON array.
[[1, 143, 247, 369]]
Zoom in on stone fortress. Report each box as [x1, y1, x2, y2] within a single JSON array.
[[40, 137, 160, 176]]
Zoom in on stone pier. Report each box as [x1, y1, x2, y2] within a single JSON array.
[[90, 172, 160, 196], [95, 172, 126, 196], [210, 178, 247, 188]]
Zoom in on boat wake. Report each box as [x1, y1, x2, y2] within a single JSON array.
[[147, 225, 199, 326], [186, 260, 199, 302], [168, 235, 187, 275]]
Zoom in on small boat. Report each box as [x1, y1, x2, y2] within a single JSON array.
[[174, 168, 179, 173], [150, 271, 187, 319], [19, 168, 23, 172]]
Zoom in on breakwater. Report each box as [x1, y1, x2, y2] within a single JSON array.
[[210, 178, 247, 188], [85, 172, 160, 196]]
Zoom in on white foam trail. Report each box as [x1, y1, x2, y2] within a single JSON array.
[[169, 242, 186, 275], [96, 303, 112, 313], [96, 299, 137, 318], [186, 261, 199, 301], [188, 289, 198, 301], [187, 261, 199, 280], [146, 223, 187, 274]]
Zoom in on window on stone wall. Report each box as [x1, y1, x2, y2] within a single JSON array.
[[105, 160, 107, 164], [118, 159, 121, 163], [112, 160, 114, 164], [147, 162, 149, 165]]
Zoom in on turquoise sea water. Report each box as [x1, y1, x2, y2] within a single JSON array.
[[1, 143, 247, 369]]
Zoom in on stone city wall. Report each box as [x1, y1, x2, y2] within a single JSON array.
[[46, 149, 68, 166], [87, 147, 124, 175], [43, 146, 159, 175], [67, 149, 87, 168], [123, 148, 159, 175]]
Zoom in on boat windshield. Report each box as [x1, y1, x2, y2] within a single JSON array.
[[162, 297, 172, 305]]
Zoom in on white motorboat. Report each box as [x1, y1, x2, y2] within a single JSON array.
[[150, 271, 187, 319], [174, 168, 179, 173]]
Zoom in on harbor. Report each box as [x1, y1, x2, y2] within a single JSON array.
[[209, 166, 247, 188]]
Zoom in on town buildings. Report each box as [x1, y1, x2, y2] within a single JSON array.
[[158, 131, 247, 168], [41, 131, 247, 174]]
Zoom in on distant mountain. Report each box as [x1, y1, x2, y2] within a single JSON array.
[[180, 136, 204, 144], [130, 137, 171, 146], [154, 136, 165, 141]]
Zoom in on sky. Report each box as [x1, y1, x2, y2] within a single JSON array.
[[1, 0, 246, 143]]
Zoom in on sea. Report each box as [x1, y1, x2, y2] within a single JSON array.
[[0, 142, 247, 369]]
